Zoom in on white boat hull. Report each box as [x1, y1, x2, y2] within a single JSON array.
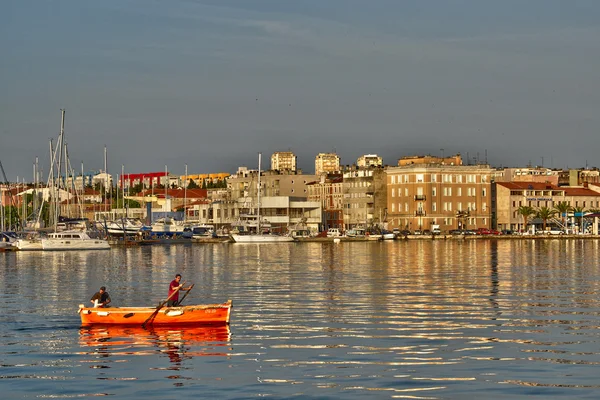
[[41, 238, 110, 250], [14, 239, 44, 251], [230, 234, 295, 243], [41, 230, 110, 250]]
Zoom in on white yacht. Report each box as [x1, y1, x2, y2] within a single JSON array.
[[106, 218, 144, 236], [41, 230, 110, 250]]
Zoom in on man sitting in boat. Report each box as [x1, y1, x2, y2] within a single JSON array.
[[90, 286, 111, 308]]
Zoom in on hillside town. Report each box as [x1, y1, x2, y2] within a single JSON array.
[[2, 150, 600, 240]]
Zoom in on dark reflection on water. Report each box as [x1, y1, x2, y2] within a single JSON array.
[[1, 239, 600, 398]]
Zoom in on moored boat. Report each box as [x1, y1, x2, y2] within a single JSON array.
[[42, 230, 110, 250], [78, 300, 232, 326]]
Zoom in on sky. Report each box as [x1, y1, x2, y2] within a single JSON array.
[[2, 0, 600, 181]]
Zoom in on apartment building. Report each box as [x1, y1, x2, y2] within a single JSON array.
[[181, 173, 230, 188], [342, 168, 387, 229], [307, 174, 344, 230], [495, 181, 600, 232], [387, 155, 494, 232], [315, 153, 341, 175], [271, 151, 297, 172], [356, 154, 383, 168]]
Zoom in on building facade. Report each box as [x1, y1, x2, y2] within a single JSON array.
[[357, 154, 383, 168], [342, 168, 387, 229], [495, 181, 600, 232], [387, 156, 494, 232], [271, 151, 297, 172], [315, 153, 341, 175], [307, 174, 344, 231]]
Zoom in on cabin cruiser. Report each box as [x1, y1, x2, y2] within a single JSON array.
[[41, 230, 110, 250]]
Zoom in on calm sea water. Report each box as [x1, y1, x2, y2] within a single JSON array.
[[1, 239, 600, 399]]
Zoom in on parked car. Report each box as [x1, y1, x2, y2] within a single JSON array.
[[501, 229, 514, 235], [449, 229, 465, 235], [477, 228, 501, 235], [544, 229, 565, 235], [413, 230, 423, 235], [423, 229, 432, 235]]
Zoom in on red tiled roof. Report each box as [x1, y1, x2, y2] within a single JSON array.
[[497, 181, 600, 196], [496, 182, 559, 190]]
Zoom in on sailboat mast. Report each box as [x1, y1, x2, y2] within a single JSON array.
[[257, 152, 261, 233], [184, 164, 187, 222], [104, 145, 108, 214]]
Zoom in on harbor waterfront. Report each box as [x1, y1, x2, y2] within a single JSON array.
[[2, 239, 600, 399]]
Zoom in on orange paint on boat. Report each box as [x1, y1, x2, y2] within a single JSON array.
[[78, 300, 232, 326]]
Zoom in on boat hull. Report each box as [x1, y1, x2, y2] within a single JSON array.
[[230, 234, 295, 243], [42, 238, 110, 250], [78, 300, 232, 326]]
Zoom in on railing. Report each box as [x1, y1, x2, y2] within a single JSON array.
[[414, 195, 426, 201], [415, 210, 426, 216]]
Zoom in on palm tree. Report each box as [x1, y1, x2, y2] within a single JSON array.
[[517, 205, 536, 233], [536, 207, 556, 231], [572, 206, 586, 233]]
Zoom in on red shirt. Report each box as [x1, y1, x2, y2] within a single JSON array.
[[168, 279, 181, 302]]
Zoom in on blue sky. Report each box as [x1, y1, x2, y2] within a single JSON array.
[[2, 0, 600, 180]]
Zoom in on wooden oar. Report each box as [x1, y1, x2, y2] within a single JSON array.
[[142, 281, 187, 328], [177, 283, 195, 306]]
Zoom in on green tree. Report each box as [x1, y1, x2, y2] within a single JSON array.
[[517, 205, 536, 233], [187, 179, 199, 189], [129, 182, 144, 195], [536, 206, 556, 231]]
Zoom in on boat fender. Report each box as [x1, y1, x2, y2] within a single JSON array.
[[123, 313, 135, 318], [96, 311, 110, 317], [165, 309, 184, 317]]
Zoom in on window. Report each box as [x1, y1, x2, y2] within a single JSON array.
[[392, 188, 395, 197], [432, 202, 437, 211], [457, 187, 462, 196], [391, 203, 395, 212], [432, 187, 437, 196], [482, 188, 487, 197]]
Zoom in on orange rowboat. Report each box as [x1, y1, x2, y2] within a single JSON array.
[[78, 300, 232, 326]]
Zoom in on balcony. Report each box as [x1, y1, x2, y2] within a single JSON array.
[[415, 210, 426, 216], [414, 195, 426, 201]]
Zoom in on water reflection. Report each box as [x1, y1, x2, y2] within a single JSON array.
[[79, 325, 231, 366]]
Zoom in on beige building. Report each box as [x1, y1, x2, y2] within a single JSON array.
[[227, 169, 319, 200], [342, 168, 387, 229], [495, 181, 600, 232], [315, 153, 341, 175], [387, 155, 494, 232], [180, 173, 230, 188], [271, 151, 297, 172], [307, 174, 344, 230], [357, 154, 383, 168], [494, 167, 560, 185]]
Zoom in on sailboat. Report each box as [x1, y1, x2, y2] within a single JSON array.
[[39, 110, 110, 251], [230, 153, 294, 243]]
